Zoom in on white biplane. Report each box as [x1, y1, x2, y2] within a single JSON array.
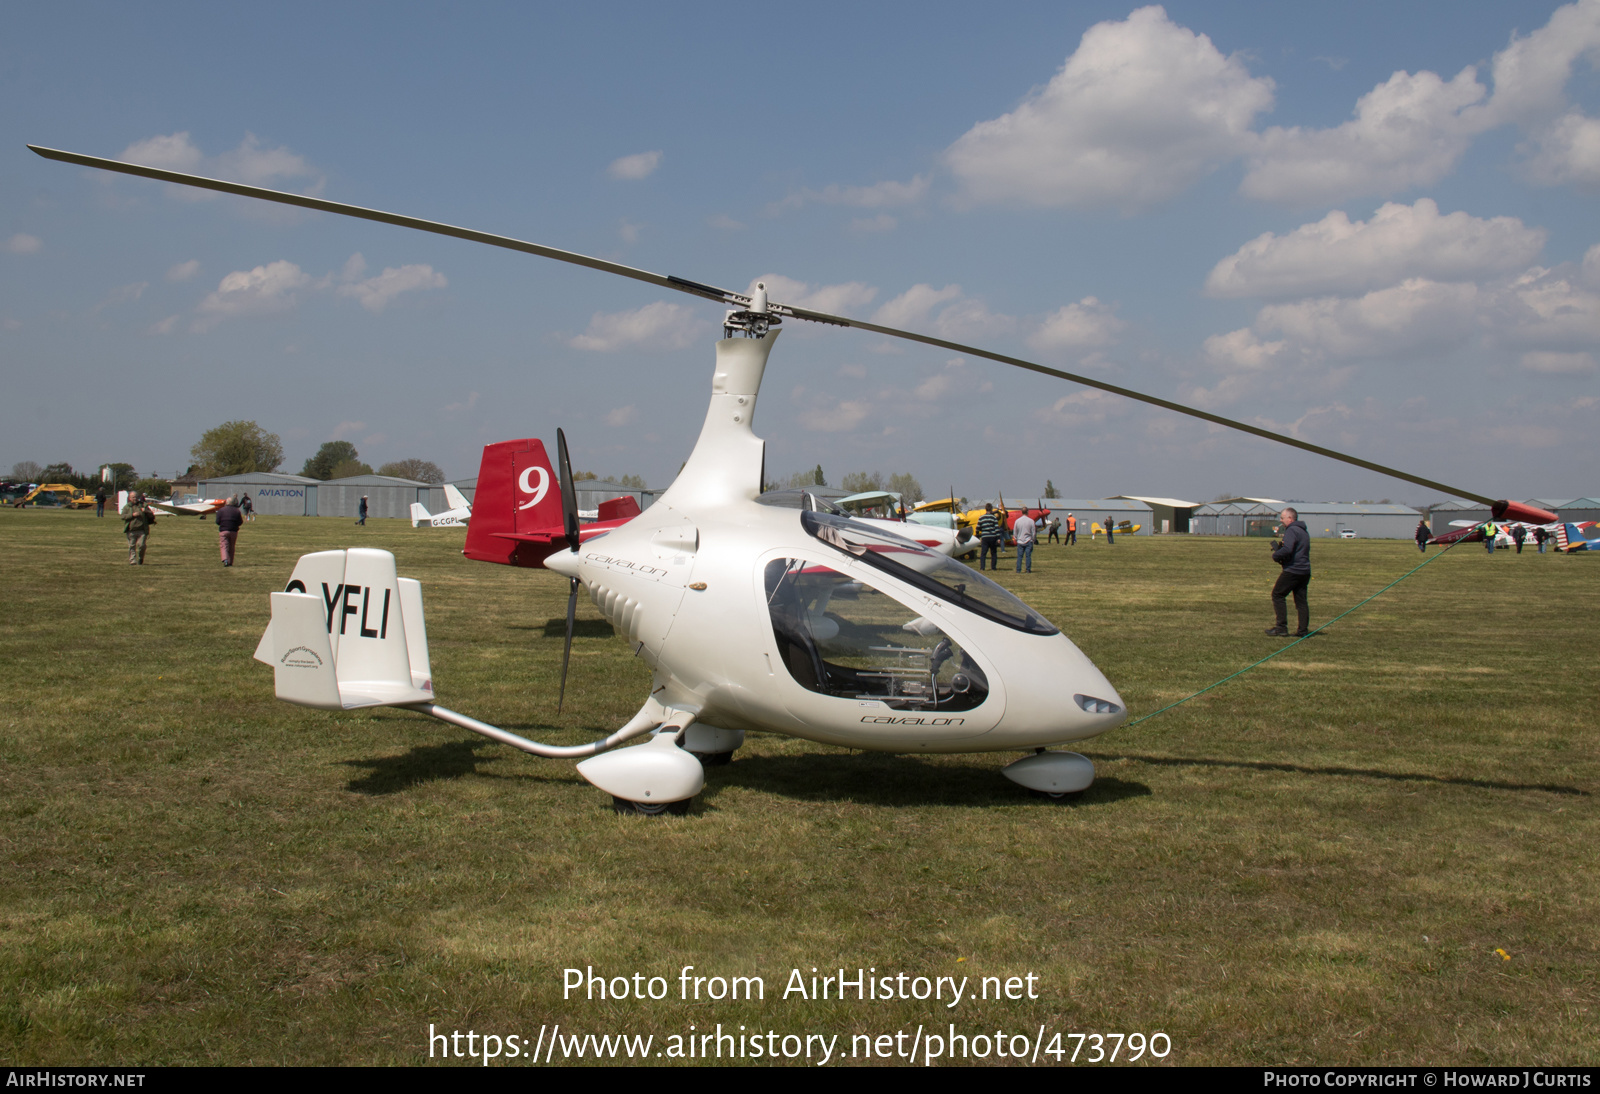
[[29, 143, 1556, 814]]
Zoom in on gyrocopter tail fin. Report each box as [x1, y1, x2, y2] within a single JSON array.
[[254, 548, 433, 709]]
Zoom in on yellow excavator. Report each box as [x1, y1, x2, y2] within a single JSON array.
[[12, 483, 96, 509]]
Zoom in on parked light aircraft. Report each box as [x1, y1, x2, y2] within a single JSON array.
[[29, 142, 1561, 813], [409, 483, 473, 528]]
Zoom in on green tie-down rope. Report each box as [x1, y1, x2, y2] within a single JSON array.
[[1122, 532, 1470, 728]]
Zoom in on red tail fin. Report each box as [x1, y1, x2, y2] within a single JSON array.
[[463, 438, 564, 567], [598, 495, 641, 522]]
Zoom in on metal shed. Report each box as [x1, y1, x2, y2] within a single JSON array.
[[999, 498, 1155, 534], [1111, 495, 1201, 534], [1428, 497, 1600, 534], [194, 472, 320, 516], [315, 474, 436, 520], [1192, 498, 1283, 537], [1291, 502, 1422, 539]]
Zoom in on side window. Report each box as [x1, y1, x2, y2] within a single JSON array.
[[764, 558, 988, 712]]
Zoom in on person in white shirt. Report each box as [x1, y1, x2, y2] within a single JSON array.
[[1013, 513, 1037, 573]]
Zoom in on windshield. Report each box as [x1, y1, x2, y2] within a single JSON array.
[[800, 510, 1059, 636]]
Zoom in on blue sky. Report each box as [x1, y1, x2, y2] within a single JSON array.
[[4, 1, 1597, 505]]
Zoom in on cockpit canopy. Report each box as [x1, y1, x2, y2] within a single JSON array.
[[800, 510, 1058, 636]]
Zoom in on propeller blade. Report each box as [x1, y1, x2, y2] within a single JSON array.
[[28, 143, 1496, 506], [556, 428, 579, 552], [557, 577, 578, 715]]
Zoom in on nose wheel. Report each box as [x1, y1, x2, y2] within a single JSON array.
[[612, 796, 692, 816]]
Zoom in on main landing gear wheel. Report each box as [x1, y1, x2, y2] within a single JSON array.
[[690, 750, 735, 767], [612, 796, 691, 816], [1029, 788, 1084, 802]]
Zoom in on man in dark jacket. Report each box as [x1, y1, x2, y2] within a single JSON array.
[[120, 492, 155, 565], [1267, 507, 1311, 637], [976, 504, 1002, 571], [216, 495, 244, 567]]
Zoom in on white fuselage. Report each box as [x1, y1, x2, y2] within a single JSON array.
[[545, 331, 1126, 754]]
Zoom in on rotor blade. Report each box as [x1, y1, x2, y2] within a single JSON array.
[[557, 577, 579, 715], [26, 144, 753, 307], [556, 428, 579, 552], [781, 302, 1497, 507], [29, 143, 1494, 505]]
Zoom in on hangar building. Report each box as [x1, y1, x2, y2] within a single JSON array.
[[1427, 497, 1600, 534], [1192, 498, 1422, 539], [196, 472, 448, 519]]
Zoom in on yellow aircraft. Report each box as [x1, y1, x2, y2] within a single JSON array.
[[1090, 519, 1142, 538]]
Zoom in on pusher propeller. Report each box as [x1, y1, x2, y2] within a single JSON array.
[[27, 142, 1501, 508], [555, 428, 580, 714]]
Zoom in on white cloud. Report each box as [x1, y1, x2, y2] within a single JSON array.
[[119, 132, 322, 200], [871, 284, 963, 329], [749, 274, 878, 317], [92, 281, 148, 313], [773, 175, 930, 213], [1521, 350, 1597, 373], [1253, 279, 1480, 359], [944, 6, 1273, 211], [1518, 111, 1600, 187], [1241, 68, 1486, 205], [336, 263, 447, 312], [1028, 297, 1126, 350], [568, 301, 705, 352], [850, 214, 898, 233], [1033, 388, 1120, 427], [1496, 269, 1600, 348], [797, 398, 873, 433], [1203, 327, 1286, 370], [330, 421, 366, 441], [707, 213, 746, 230], [605, 405, 639, 427], [193, 260, 312, 329], [1203, 239, 1600, 379], [607, 151, 662, 180], [1205, 200, 1546, 299], [147, 315, 179, 336], [121, 132, 203, 173], [1472, 0, 1600, 126], [166, 259, 201, 282], [4, 233, 42, 255]]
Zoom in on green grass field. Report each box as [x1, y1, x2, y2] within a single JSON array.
[[1, 508, 1595, 1066]]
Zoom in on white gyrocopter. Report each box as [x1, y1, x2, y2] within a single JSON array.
[[28, 143, 1555, 814]]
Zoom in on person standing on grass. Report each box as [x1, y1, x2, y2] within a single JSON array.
[[1536, 526, 1548, 553], [240, 492, 254, 522], [120, 491, 155, 565], [1066, 513, 1076, 546], [356, 495, 368, 526], [1484, 521, 1497, 554], [976, 503, 1002, 571], [1415, 518, 1431, 552], [1512, 524, 1526, 554], [1266, 506, 1311, 638], [216, 495, 243, 568], [1013, 511, 1037, 573], [1105, 515, 1115, 545], [95, 485, 107, 517], [1047, 514, 1060, 544]]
